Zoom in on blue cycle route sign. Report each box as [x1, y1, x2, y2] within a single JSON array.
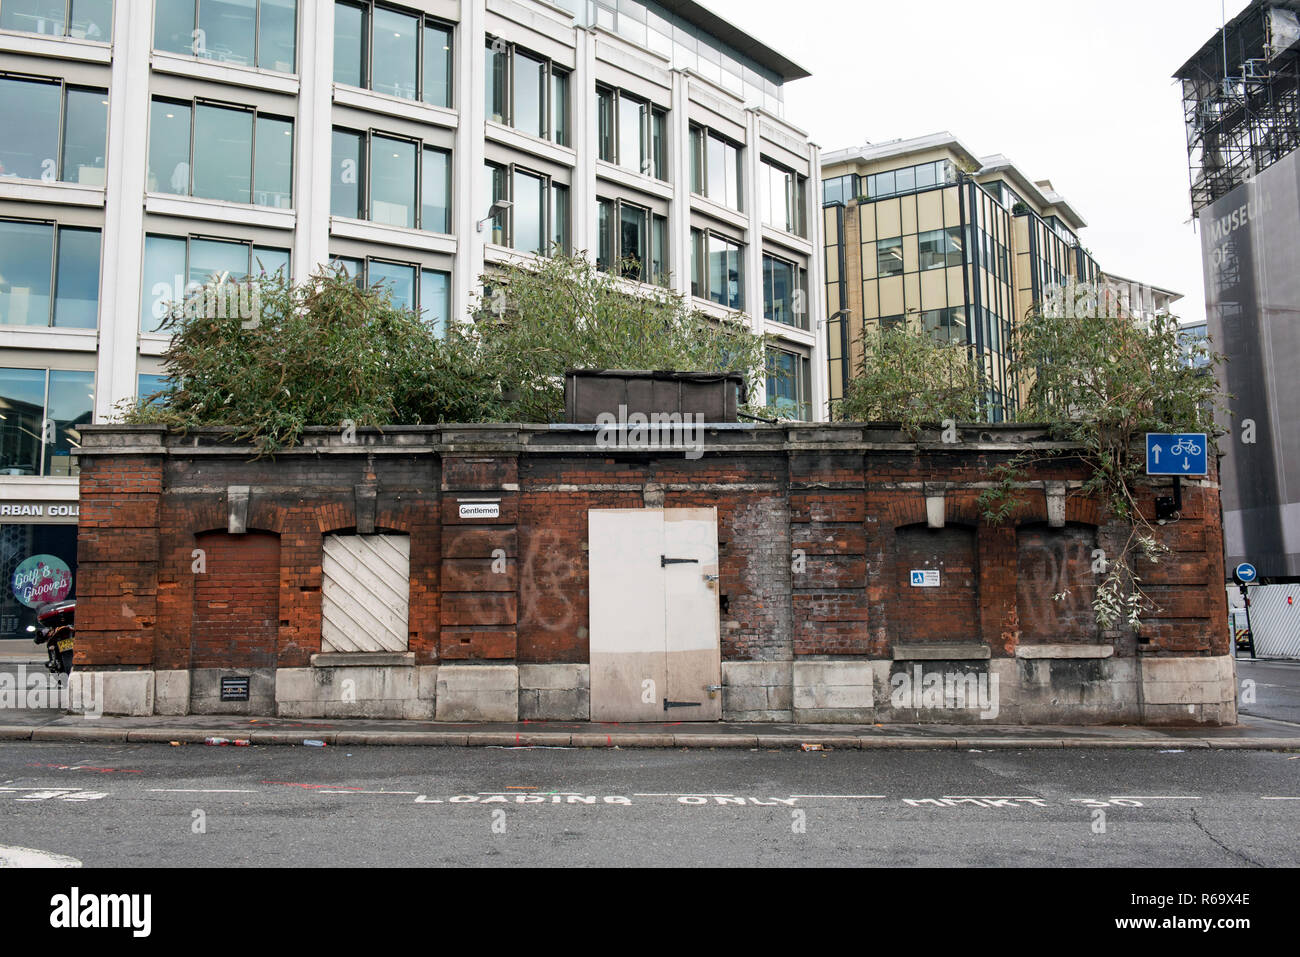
[[1145, 433, 1208, 476]]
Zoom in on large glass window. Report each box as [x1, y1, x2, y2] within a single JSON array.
[[709, 234, 742, 309], [551, 183, 569, 256], [192, 104, 253, 203], [512, 169, 544, 255], [618, 203, 646, 280], [331, 129, 449, 231], [691, 229, 743, 309], [150, 98, 293, 207], [482, 161, 507, 245], [368, 260, 416, 310], [486, 38, 568, 144], [0, 77, 106, 185], [333, 1, 365, 87], [598, 86, 666, 178], [137, 373, 171, 407], [1, 0, 112, 39], [765, 349, 811, 421], [691, 125, 742, 210], [61, 87, 108, 185], [198, 0, 257, 67], [865, 160, 956, 201], [254, 115, 293, 208], [761, 160, 805, 237], [0, 220, 101, 329], [147, 100, 191, 195], [369, 135, 416, 228], [877, 237, 903, 277], [423, 20, 452, 107], [485, 163, 566, 256], [822, 174, 857, 206], [513, 51, 545, 139], [155, 0, 296, 72], [918, 227, 964, 271], [923, 307, 967, 345], [44, 370, 93, 476], [371, 7, 418, 99], [140, 234, 289, 333], [763, 254, 807, 329], [419, 269, 449, 335], [421, 148, 450, 234], [331, 129, 363, 218], [618, 94, 643, 174], [52, 227, 101, 328], [336, 2, 451, 106], [0, 367, 93, 476], [329, 256, 448, 325], [596, 198, 665, 285]]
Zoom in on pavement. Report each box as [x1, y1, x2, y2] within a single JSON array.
[[2, 653, 1297, 751]]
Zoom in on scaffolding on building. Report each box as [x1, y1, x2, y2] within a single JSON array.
[[1176, 0, 1300, 215]]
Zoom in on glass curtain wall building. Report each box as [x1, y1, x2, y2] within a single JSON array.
[[0, 0, 826, 637], [820, 133, 1103, 421]]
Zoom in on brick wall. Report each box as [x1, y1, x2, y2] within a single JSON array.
[[74, 424, 1228, 671]]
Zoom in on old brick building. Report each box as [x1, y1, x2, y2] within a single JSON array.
[[72, 422, 1235, 725]]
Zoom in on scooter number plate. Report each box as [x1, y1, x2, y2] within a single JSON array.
[[55, 637, 74, 652]]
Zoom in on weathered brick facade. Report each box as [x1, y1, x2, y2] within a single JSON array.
[[72, 423, 1235, 725]]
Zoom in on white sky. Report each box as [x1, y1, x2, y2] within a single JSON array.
[[702, 0, 1256, 323]]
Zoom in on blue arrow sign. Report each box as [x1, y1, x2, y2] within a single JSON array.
[[1146, 433, 1208, 476], [1234, 563, 1258, 585]]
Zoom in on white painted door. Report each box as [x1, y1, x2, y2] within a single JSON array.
[[589, 509, 721, 721], [321, 534, 410, 653]]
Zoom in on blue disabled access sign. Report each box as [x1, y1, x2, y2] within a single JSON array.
[[1146, 433, 1208, 476]]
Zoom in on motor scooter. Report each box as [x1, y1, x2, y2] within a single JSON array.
[[27, 599, 76, 678]]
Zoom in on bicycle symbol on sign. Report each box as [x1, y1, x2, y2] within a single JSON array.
[[1169, 437, 1202, 456]]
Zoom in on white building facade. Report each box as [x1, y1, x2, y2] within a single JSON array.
[[0, 0, 825, 638]]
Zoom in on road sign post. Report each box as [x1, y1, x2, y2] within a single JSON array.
[[1234, 563, 1259, 659], [1146, 434, 1208, 521]]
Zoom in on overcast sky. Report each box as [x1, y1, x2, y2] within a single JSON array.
[[703, 0, 1254, 324]]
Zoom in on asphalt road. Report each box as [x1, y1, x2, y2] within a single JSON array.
[[1237, 658, 1300, 726], [0, 742, 1296, 867]]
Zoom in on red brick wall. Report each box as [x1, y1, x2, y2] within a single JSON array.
[[1016, 523, 1102, 643], [892, 526, 979, 643], [73, 428, 1229, 670], [192, 531, 280, 669]]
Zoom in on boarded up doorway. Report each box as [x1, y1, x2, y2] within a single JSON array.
[[588, 508, 722, 721], [321, 534, 411, 652]]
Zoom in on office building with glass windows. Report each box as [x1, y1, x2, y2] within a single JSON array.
[[0, 0, 825, 638], [821, 133, 1102, 421]]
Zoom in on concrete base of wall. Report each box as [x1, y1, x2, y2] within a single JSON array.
[[722, 661, 792, 721], [276, 664, 437, 720], [435, 665, 519, 722], [71, 653, 1239, 726], [519, 664, 589, 720]]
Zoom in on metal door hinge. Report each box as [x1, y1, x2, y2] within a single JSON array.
[[664, 697, 702, 710], [661, 556, 699, 567]]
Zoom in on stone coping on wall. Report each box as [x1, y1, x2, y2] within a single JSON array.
[[76, 421, 1144, 459]]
